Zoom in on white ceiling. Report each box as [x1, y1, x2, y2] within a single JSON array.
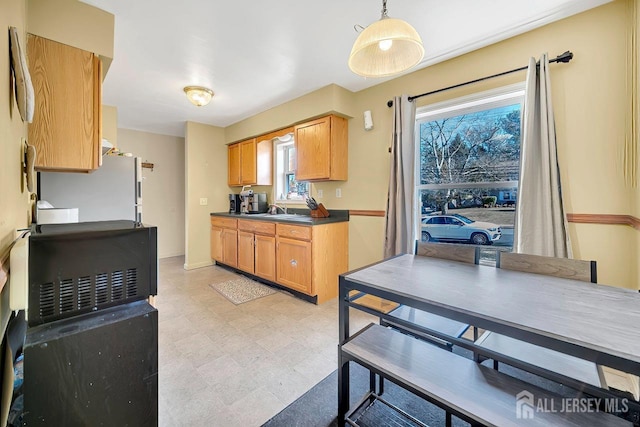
[[81, 0, 610, 137]]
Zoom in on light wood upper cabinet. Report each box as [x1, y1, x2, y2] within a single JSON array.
[[227, 137, 272, 186], [228, 143, 241, 186], [294, 115, 348, 181], [27, 34, 102, 172]]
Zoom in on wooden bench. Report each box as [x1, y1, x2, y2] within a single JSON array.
[[342, 324, 631, 427]]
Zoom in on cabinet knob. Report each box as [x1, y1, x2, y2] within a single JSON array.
[[290, 259, 297, 267]]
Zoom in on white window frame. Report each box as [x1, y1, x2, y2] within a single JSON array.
[[414, 83, 525, 244], [273, 133, 309, 203]]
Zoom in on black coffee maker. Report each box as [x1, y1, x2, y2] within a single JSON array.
[[228, 194, 242, 213]]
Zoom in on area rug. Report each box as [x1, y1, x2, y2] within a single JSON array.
[[210, 277, 276, 304]]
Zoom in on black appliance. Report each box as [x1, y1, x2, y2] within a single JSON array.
[[28, 220, 157, 326], [23, 220, 159, 426], [229, 193, 242, 213], [23, 300, 158, 426]]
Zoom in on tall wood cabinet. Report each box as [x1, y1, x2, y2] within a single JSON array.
[[227, 138, 273, 186], [294, 115, 348, 181], [27, 34, 102, 172]]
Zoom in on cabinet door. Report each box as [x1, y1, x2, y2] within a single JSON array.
[[237, 231, 255, 274], [28, 35, 101, 172], [222, 229, 238, 268], [294, 116, 331, 181], [210, 226, 223, 262], [240, 139, 257, 184], [276, 237, 312, 294], [228, 143, 242, 186], [255, 234, 276, 282]]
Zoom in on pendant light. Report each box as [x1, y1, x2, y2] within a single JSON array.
[[183, 86, 214, 106], [348, 0, 424, 78]]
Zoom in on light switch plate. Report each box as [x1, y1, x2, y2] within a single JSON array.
[[199, 198, 208, 206], [336, 188, 342, 198], [317, 189, 323, 198]]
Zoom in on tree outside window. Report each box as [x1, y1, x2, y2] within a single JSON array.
[[416, 85, 524, 260]]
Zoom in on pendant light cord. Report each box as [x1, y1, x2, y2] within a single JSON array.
[[381, 0, 388, 18]]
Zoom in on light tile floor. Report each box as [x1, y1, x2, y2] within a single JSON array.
[[157, 256, 376, 427]]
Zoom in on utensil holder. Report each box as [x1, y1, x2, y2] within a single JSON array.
[[310, 203, 330, 218]]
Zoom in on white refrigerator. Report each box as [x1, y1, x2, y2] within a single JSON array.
[[39, 156, 143, 223]]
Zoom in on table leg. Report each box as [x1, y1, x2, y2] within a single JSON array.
[[338, 277, 350, 421]]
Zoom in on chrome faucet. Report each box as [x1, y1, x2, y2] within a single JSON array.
[[268, 204, 287, 214]]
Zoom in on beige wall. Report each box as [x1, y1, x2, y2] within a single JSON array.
[[197, 1, 638, 289], [26, 0, 114, 76], [118, 129, 185, 259], [184, 122, 227, 269], [102, 105, 118, 148], [0, 0, 29, 332], [225, 84, 357, 143]]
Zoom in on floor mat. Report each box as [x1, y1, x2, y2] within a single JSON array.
[[210, 277, 276, 304]]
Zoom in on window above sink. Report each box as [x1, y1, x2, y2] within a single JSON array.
[[274, 133, 309, 203]]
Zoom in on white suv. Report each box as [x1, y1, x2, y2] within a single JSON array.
[[421, 214, 501, 245]]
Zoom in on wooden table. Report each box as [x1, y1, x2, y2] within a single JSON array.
[[338, 254, 640, 425]]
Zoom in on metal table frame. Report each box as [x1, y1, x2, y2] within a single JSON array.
[[338, 254, 640, 425]]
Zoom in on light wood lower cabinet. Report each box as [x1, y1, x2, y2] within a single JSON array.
[[211, 216, 348, 303], [276, 237, 312, 294], [211, 217, 238, 268], [237, 220, 276, 279], [255, 234, 276, 282], [276, 221, 348, 303], [237, 231, 255, 273]]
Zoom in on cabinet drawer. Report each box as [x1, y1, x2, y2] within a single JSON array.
[[211, 217, 237, 229], [238, 220, 275, 235], [276, 223, 311, 241]]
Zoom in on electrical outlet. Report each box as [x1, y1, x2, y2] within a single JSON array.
[[317, 189, 323, 198], [199, 198, 208, 206], [336, 188, 342, 198]]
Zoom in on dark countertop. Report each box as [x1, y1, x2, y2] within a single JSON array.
[[210, 208, 349, 225]]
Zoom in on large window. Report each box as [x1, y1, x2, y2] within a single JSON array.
[[415, 84, 525, 257], [274, 134, 309, 202]]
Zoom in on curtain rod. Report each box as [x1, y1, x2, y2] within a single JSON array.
[[386, 51, 573, 108]]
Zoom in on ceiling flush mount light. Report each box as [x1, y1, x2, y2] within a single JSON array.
[[348, 0, 424, 78], [183, 86, 214, 107]]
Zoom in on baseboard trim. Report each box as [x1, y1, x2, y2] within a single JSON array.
[[567, 214, 640, 231], [183, 260, 213, 270]]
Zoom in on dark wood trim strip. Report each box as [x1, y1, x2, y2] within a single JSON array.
[[349, 210, 386, 217], [567, 214, 640, 231]]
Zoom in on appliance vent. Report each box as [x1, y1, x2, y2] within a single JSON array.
[[33, 267, 144, 324], [78, 276, 92, 309], [126, 268, 138, 298], [39, 282, 55, 318], [112, 270, 124, 301], [59, 279, 74, 313], [96, 273, 108, 304]]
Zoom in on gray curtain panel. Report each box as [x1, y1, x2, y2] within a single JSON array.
[[514, 54, 572, 257], [384, 95, 417, 258]]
